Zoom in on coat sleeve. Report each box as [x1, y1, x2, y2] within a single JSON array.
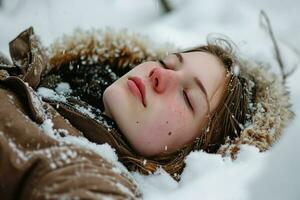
[[0, 77, 140, 200]]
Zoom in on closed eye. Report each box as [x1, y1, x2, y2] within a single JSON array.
[[158, 60, 169, 69], [183, 90, 193, 111]]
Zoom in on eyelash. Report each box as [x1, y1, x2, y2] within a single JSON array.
[[183, 90, 193, 111], [158, 59, 193, 111], [158, 59, 169, 69]]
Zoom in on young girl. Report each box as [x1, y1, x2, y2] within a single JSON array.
[[0, 27, 293, 199]]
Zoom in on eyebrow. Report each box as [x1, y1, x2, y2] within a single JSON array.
[[172, 53, 211, 114], [174, 53, 183, 63]]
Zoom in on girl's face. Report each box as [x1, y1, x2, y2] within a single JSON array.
[[103, 52, 227, 157]]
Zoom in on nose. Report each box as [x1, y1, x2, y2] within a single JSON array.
[[149, 67, 174, 93]]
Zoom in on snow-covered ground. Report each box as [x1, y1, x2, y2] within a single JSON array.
[[0, 0, 299, 199]]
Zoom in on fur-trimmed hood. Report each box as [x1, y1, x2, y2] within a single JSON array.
[[218, 58, 294, 157], [48, 27, 293, 158]]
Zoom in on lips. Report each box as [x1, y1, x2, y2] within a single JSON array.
[[127, 76, 147, 107]]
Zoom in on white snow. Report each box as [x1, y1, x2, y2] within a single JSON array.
[[74, 104, 96, 119], [40, 118, 56, 137], [133, 145, 265, 200], [55, 82, 72, 95], [37, 87, 67, 102], [232, 64, 240, 76], [1, 0, 299, 199]]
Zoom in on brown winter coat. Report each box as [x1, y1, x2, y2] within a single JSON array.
[[0, 27, 140, 200]]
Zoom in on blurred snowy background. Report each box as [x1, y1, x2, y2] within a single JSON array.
[[0, 0, 299, 199]]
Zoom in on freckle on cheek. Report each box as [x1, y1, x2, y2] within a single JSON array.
[[166, 121, 168, 124], [168, 132, 172, 136], [136, 121, 139, 124]]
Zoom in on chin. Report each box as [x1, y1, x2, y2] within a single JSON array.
[[130, 140, 170, 157]]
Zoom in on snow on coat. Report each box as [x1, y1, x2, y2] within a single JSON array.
[[0, 27, 141, 200]]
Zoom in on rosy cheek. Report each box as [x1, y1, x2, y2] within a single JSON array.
[[146, 102, 189, 140], [166, 98, 189, 125]]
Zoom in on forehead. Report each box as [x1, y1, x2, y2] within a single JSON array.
[[165, 51, 223, 71], [182, 51, 222, 68]]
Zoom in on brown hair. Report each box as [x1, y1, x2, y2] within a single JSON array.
[[120, 37, 252, 181], [182, 38, 251, 153]]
